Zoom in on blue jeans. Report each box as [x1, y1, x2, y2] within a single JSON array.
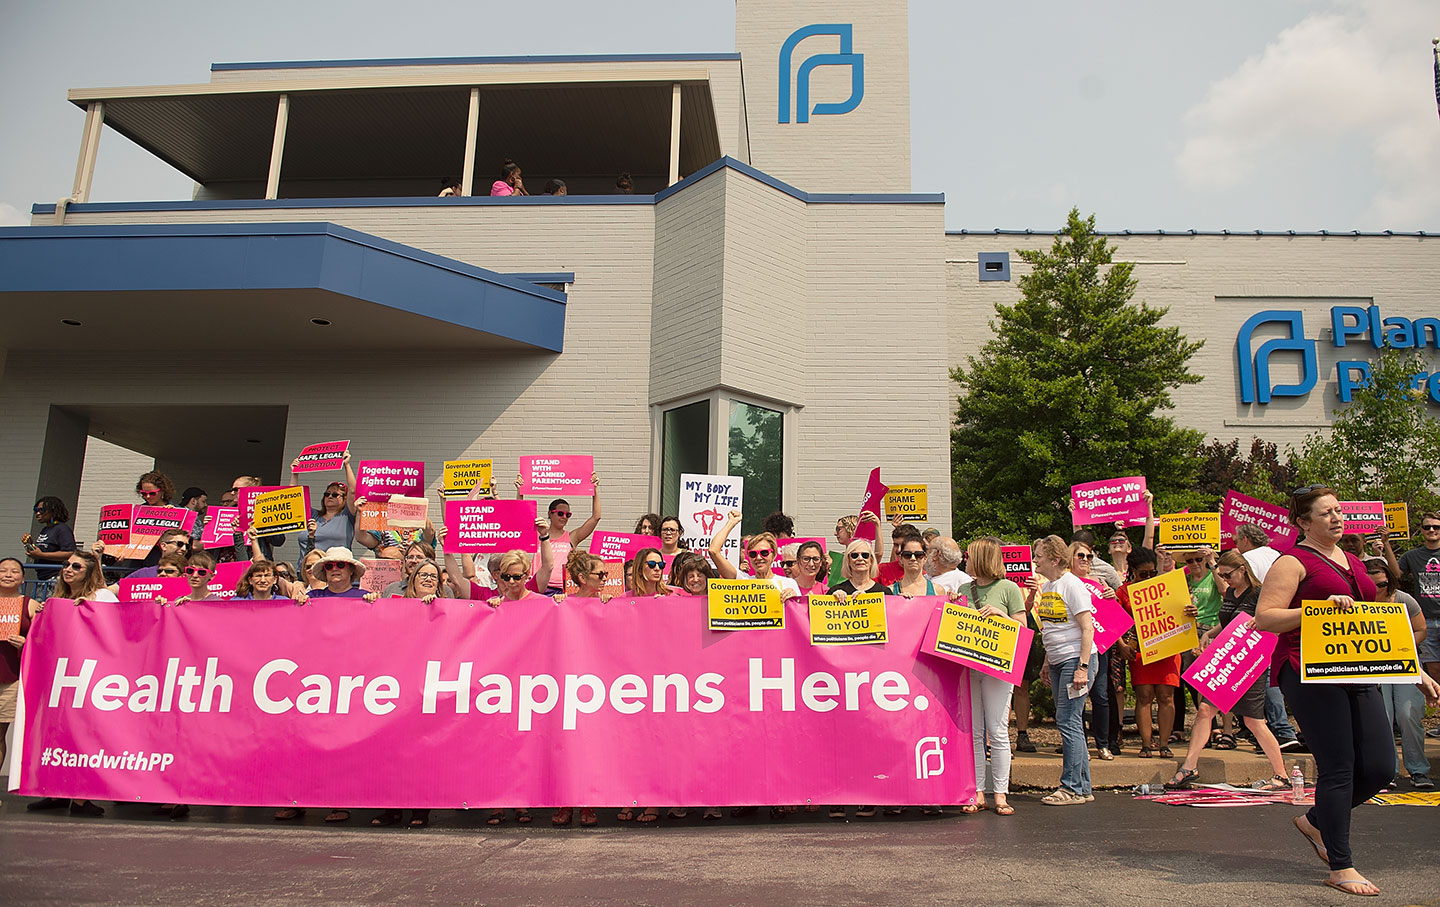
[[1050, 653, 1098, 795], [1380, 683, 1431, 777], [1264, 686, 1298, 743], [1085, 652, 1111, 750]]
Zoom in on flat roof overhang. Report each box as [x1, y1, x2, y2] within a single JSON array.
[[0, 222, 566, 352]]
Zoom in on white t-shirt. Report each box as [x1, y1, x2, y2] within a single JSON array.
[[1034, 572, 1094, 662], [929, 567, 973, 596], [1242, 545, 1281, 582], [80, 589, 120, 603], [739, 570, 800, 598]]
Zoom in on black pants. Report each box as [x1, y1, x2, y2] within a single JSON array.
[[1279, 664, 1395, 871]]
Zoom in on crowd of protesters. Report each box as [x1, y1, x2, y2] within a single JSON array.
[[8, 466, 1440, 891]]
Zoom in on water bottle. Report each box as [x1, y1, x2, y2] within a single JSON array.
[[1290, 765, 1305, 804], [1133, 783, 1151, 795]]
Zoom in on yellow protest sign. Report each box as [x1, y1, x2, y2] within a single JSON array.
[[1299, 599, 1421, 684], [251, 486, 309, 537], [808, 592, 887, 645], [707, 579, 784, 630], [442, 459, 493, 498], [928, 601, 1030, 683], [1385, 503, 1409, 541], [883, 485, 928, 522], [1158, 512, 1220, 548], [1127, 569, 1199, 664]]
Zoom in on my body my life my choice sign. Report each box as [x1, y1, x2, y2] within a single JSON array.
[[678, 473, 744, 560]]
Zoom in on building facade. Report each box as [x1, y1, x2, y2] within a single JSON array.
[[2, 0, 1436, 554]]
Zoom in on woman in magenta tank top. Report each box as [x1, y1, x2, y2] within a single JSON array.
[[1256, 486, 1440, 896]]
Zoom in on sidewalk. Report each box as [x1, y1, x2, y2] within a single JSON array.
[[1007, 733, 1440, 791]]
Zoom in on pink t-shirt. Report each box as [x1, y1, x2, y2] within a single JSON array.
[[546, 532, 573, 589], [490, 181, 515, 197]]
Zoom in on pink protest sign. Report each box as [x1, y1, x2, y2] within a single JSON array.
[[96, 504, 133, 547], [14, 596, 973, 809], [589, 531, 661, 562], [383, 496, 429, 530], [131, 506, 196, 539], [782, 537, 828, 558], [1089, 593, 1135, 654], [200, 507, 241, 546], [1219, 491, 1297, 550], [922, 598, 1034, 685], [445, 499, 539, 554], [360, 559, 405, 595], [1338, 501, 1386, 534], [293, 440, 350, 473], [206, 562, 249, 600], [118, 577, 192, 603], [1071, 476, 1148, 526], [1182, 613, 1277, 713], [236, 486, 282, 534], [1001, 545, 1033, 584], [854, 468, 889, 542], [356, 460, 425, 503], [519, 455, 594, 496]]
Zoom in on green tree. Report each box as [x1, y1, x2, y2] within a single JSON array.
[[727, 402, 783, 535], [1291, 349, 1440, 520], [1195, 437, 1297, 508], [950, 208, 1206, 540]]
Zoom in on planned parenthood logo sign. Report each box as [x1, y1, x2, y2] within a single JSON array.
[[778, 24, 865, 124]]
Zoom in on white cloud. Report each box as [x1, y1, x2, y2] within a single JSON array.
[[1177, 0, 1440, 227], [0, 202, 27, 226]]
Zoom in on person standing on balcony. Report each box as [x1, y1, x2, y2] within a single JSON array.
[[491, 160, 528, 196]]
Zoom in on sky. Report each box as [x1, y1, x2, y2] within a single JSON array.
[[1, 0, 1436, 231]]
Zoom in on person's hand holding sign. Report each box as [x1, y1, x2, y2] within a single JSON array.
[[1328, 592, 1356, 612]]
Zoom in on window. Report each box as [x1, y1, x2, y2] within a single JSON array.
[[661, 400, 710, 517], [728, 401, 783, 535], [978, 252, 1010, 281]]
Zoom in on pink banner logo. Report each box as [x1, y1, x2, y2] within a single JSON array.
[[1219, 490, 1297, 549], [1182, 614, 1276, 713], [444, 500, 539, 554], [1071, 476, 1148, 526], [519, 455, 594, 496], [293, 440, 350, 473], [588, 531, 661, 563], [15, 596, 974, 808]]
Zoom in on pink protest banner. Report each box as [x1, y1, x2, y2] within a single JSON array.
[[445, 500, 539, 554], [1071, 476, 1148, 526], [236, 486, 283, 534], [206, 562, 249, 600], [13, 595, 973, 808], [293, 440, 350, 473], [1182, 613, 1277, 713], [922, 598, 1033, 686], [356, 460, 425, 503], [1090, 594, 1135, 654], [118, 577, 192, 603], [855, 468, 889, 543], [96, 504, 133, 548], [1338, 501, 1386, 534], [200, 507, 240, 547], [1001, 545, 1033, 584], [360, 559, 405, 595], [131, 506, 197, 539], [589, 531, 661, 563], [782, 537, 828, 558], [1219, 490, 1297, 550], [519, 455, 594, 496]]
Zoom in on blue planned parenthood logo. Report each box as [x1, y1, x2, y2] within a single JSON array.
[[1235, 310, 1319, 404], [778, 24, 865, 124]]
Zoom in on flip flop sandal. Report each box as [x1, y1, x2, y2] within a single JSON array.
[[636, 808, 660, 824], [324, 810, 350, 823], [1293, 815, 1329, 867], [551, 808, 574, 827], [1324, 878, 1379, 897], [486, 810, 508, 825], [993, 804, 1015, 816], [515, 810, 532, 824], [1158, 746, 1174, 758], [615, 809, 634, 822], [960, 803, 983, 814], [579, 808, 599, 826], [1138, 746, 1155, 758]]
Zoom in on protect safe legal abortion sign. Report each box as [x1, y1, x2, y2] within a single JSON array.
[[14, 597, 973, 808]]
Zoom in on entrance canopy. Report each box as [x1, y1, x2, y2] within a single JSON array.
[[0, 222, 567, 352]]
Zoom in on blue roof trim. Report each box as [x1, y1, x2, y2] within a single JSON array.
[[212, 53, 741, 71], [0, 222, 566, 351], [656, 157, 944, 205], [947, 229, 1433, 238], [505, 273, 574, 285]]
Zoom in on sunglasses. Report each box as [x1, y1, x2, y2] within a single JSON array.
[[323, 491, 345, 498], [164, 539, 190, 548], [586, 570, 607, 579], [1423, 525, 1440, 531], [1074, 552, 1095, 561], [322, 562, 350, 572], [1291, 484, 1327, 497], [644, 560, 665, 570], [1133, 570, 1159, 580], [64, 561, 87, 570], [184, 566, 212, 577], [899, 550, 925, 560], [747, 549, 773, 558], [33, 507, 46, 514], [157, 569, 182, 577], [499, 572, 526, 582], [1184, 557, 1208, 566], [551, 510, 572, 518], [848, 552, 872, 561], [780, 560, 796, 569], [141, 490, 163, 497]]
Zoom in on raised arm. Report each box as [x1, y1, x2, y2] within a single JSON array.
[[709, 510, 743, 579], [1140, 490, 1156, 550], [534, 519, 554, 588], [342, 450, 359, 516], [570, 474, 603, 545]]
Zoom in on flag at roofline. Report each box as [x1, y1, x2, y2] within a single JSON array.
[[1433, 39, 1440, 121]]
